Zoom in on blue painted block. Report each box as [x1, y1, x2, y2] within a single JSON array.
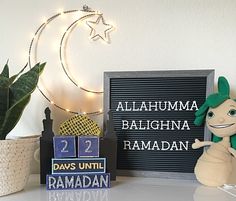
[[78, 136, 99, 157], [53, 136, 76, 158], [52, 158, 106, 174], [46, 173, 110, 190]]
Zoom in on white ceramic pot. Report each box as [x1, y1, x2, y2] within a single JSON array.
[[0, 137, 38, 196]]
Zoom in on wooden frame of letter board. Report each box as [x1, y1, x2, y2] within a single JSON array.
[[104, 70, 214, 180]]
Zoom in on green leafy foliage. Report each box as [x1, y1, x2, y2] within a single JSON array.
[[1, 60, 9, 78], [0, 62, 46, 140]]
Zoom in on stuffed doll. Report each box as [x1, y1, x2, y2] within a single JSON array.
[[192, 76, 236, 187]]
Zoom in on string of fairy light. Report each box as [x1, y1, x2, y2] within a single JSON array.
[[28, 5, 114, 115], [59, 13, 104, 94]]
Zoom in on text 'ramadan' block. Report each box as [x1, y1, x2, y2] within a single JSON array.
[[46, 173, 110, 190]]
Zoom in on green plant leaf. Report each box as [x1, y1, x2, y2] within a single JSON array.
[[8, 63, 28, 85], [0, 61, 9, 78], [0, 95, 30, 140], [32, 62, 45, 75], [0, 62, 46, 139], [0, 75, 9, 88], [9, 63, 45, 107], [0, 87, 9, 129], [0, 73, 10, 133]]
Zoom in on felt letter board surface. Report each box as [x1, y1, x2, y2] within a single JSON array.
[[104, 70, 214, 179]]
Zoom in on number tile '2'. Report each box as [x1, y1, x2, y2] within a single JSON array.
[[78, 136, 99, 157], [53, 136, 76, 158]]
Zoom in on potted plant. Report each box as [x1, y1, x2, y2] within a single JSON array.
[[0, 61, 45, 196]]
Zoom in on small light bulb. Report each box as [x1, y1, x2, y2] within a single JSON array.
[[87, 92, 95, 98], [66, 109, 70, 112], [57, 8, 64, 14], [59, 43, 64, 49], [83, 112, 86, 115], [61, 13, 66, 19], [73, 12, 81, 20], [77, 80, 83, 88], [30, 33, 36, 39], [95, 11, 101, 15], [45, 24, 50, 29], [41, 16, 48, 24], [58, 9, 66, 19], [60, 26, 68, 33], [50, 101, 54, 105], [99, 109, 103, 113], [108, 21, 115, 29]]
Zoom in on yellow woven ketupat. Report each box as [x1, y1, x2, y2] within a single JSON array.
[[59, 115, 101, 136]]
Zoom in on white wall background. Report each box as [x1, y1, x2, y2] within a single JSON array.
[[1, 0, 236, 172]]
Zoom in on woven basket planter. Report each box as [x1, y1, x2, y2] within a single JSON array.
[[0, 137, 38, 196]]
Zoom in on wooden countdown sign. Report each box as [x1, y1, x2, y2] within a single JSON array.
[[104, 70, 214, 179]]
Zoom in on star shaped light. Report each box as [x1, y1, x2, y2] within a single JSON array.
[[86, 15, 114, 43]]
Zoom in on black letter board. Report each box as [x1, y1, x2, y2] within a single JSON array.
[[104, 70, 214, 179]]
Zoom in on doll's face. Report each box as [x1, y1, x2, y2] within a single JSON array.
[[206, 99, 236, 137]]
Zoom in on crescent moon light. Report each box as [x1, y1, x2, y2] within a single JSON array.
[[28, 6, 115, 115]]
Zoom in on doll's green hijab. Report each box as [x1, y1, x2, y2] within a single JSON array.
[[194, 76, 236, 149]]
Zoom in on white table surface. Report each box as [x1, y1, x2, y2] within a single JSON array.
[[1, 174, 236, 201]]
